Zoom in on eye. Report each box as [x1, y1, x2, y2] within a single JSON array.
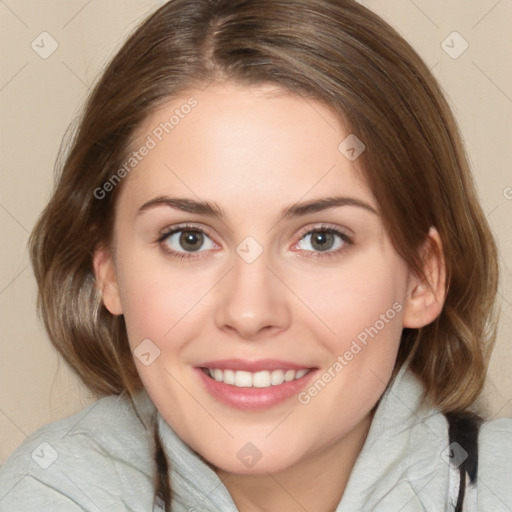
[[295, 224, 352, 259], [157, 223, 217, 259], [156, 222, 352, 261]]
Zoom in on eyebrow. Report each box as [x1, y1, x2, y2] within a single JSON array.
[[137, 195, 378, 220]]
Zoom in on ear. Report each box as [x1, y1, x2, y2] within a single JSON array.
[[93, 246, 123, 315], [402, 227, 446, 329]]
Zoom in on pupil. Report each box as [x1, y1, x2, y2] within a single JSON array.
[[180, 231, 203, 251], [312, 231, 333, 251]]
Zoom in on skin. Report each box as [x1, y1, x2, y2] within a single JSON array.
[[94, 81, 445, 512]]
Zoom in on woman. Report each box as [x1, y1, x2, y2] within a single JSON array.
[[0, 1, 510, 511]]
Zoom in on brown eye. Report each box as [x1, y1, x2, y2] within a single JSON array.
[[158, 225, 216, 259], [309, 231, 336, 251], [295, 225, 353, 259], [177, 230, 205, 251]]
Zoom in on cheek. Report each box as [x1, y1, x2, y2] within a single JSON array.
[[115, 253, 214, 349], [335, 275, 403, 351], [290, 253, 407, 349], [292, 258, 407, 431]]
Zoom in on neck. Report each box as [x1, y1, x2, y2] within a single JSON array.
[[214, 412, 373, 512]]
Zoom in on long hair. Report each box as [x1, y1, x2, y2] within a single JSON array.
[[29, 1, 499, 509]]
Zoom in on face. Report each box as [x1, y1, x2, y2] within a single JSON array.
[[95, 82, 441, 475]]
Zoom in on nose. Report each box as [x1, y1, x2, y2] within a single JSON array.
[[213, 248, 291, 340]]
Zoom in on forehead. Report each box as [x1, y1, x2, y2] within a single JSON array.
[[117, 82, 375, 217]]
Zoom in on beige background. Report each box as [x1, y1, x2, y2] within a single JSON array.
[[1, 0, 511, 464]]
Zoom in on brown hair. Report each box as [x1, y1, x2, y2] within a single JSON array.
[[29, 0, 499, 508]]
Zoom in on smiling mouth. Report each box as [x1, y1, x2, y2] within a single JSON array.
[[200, 367, 313, 388]]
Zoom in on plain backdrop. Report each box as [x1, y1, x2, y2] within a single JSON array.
[[1, 0, 511, 464]]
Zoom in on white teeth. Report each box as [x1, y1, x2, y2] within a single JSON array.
[[284, 370, 295, 382], [204, 368, 311, 388], [295, 369, 309, 379], [234, 370, 253, 387], [223, 369, 235, 385], [270, 369, 285, 385], [252, 371, 268, 388]]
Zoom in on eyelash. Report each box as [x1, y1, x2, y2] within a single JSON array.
[[156, 223, 353, 261]]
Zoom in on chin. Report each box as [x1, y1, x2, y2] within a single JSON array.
[[202, 447, 300, 476]]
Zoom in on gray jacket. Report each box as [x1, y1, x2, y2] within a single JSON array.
[[1, 364, 510, 511]]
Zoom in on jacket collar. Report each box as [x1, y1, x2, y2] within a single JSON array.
[[131, 362, 448, 511]]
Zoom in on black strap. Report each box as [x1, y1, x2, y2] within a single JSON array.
[[444, 411, 483, 512]]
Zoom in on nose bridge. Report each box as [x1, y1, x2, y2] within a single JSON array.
[[213, 239, 290, 338]]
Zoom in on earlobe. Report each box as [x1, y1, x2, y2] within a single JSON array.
[[402, 227, 446, 329], [93, 246, 123, 315]]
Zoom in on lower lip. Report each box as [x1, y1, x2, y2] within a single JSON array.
[[194, 368, 317, 411]]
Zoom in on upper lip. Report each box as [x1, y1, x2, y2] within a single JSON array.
[[198, 359, 315, 372]]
